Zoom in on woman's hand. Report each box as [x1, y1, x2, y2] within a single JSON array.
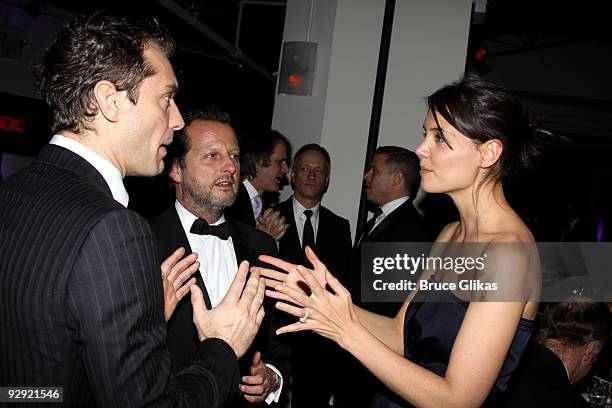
[[270, 261, 362, 349], [255, 246, 332, 304]]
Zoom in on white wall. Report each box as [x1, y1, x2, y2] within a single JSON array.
[[272, 0, 473, 236]]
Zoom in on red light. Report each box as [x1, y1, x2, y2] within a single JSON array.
[[474, 48, 487, 60], [0, 115, 25, 133], [287, 74, 301, 87]]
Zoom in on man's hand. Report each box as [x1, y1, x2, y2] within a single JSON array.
[[256, 208, 289, 241], [191, 261, 265, 358], [241, 351, 279, 403], [161, 247, 199, 321]]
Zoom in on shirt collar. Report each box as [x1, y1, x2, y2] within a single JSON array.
[[50, 134, 129, 207], [243, 179, 260, 200], [380, 196, 409, 217], [292, 196, 320, 217], [175, 200, 226, 234]]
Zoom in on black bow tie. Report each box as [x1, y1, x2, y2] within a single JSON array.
[[190, 218, 230, 240]]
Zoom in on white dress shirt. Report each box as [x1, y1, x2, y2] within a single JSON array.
[[175, 201, 238, 308], [175, 200, 283, 403], [243, 179, 262, 219], [292, 196, 320, 247], [371, 195, 410, 232], [50, 135, 129, 207]]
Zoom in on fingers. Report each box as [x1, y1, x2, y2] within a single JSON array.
[[325, 270, 351, 297], [296, 265, 327, 297], [256, 306, 265, 326], [277, 321, 310, 335], [238, 268, 260, 311], [160, 247, 187, 277], [223, 260, 249, 304], [264, 289, 300, 305], [305, 246, 330, 274], [175, 277, 197, 302], [257, 254, 297, 274], [243, 394, 265, 403], [248, 277, 265, 317], [275, 282, 312, 306], [253, 266, 290, 285], [190, 284, 208, 312], [167, 254, 199, 289], [250, 351, 262, 369], [275, 300, 307, 318]]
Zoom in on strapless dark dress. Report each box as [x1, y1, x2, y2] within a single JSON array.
[[370, 286, 535, 408]]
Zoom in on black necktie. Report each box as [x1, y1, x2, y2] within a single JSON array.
[[302, 209, 315, 250], [190, 218, 230, 240], [363, 207, 383, 241]]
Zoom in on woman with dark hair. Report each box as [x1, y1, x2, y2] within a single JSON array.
[[257, 76, 546, 407]]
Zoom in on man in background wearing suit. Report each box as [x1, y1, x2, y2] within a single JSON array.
[[352, 145, 431, 315], [226, 128, 291, 240], [336, 146, 431, 408], [275, 143, 352, 407], [148, 106, 289, 406], [0, 15, 264, 407]]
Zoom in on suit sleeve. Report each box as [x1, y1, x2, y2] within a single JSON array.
[[66, 209, 239, 407]]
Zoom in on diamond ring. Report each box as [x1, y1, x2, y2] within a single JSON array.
[[299, 307, 309, 324]]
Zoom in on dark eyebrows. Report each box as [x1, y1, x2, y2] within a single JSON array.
[[165, 84, 179, 96]]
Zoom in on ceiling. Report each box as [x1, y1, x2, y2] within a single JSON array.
[[2, 0, 611, 133]]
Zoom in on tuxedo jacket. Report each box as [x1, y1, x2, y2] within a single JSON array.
[[274, 197, 352, 282], [504, 343, 589, 408], [148, 206, 290, 380], [0, 145, 239, 407], [225, 182, 256, 226]]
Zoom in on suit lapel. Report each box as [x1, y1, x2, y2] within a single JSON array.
[[164, 207, 213, 310], [367, 201, 411, 241], [226, 219, 251, 265]]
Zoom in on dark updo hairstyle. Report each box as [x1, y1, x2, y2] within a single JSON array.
[[427, 75, 548, 182]]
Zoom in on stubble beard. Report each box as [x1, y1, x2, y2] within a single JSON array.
[[183, 178, 237, 215]]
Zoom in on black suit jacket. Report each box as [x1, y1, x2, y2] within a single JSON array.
[[504, 343, 589, 408], [335, 199, 431, 408], [275, 197, 352, 280], [225, 182, 256, 226], [0, 145, 239, 407], [350, 199, 431, 308], [148, 206, 290, 384], [274, 197, 352, 407]]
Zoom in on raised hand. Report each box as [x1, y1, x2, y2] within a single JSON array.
[[255, 246, 332, 303], [161, 247, 199, 321], [240, 351, 279, 403], [191, 261, 266, 358], [256, 208, 289, 241], [271, 263, 361, 349]]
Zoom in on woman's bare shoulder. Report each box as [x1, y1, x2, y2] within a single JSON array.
[[436, 221, 460, 242]]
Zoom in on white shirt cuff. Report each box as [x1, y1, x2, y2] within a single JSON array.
[[264, 363, 283, 404]]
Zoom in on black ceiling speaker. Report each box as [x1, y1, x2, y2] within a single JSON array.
[[278, 41, 317, 96]]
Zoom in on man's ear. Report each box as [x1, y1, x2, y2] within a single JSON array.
[[479, 139, 503, 169], [93, 80, 122, 122], [168, 161, 182, 184], [392, 171, 404, 188], [583, 340, 601, 361]]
